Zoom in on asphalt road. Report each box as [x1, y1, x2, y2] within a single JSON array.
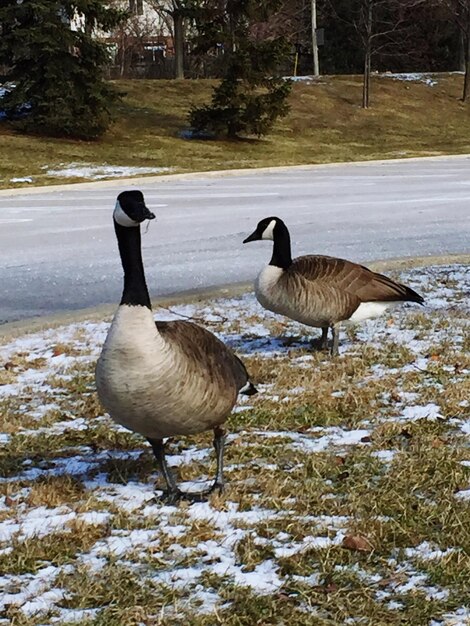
[[1, 156, 469, 324]]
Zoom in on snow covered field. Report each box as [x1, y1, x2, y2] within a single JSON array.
[[0, 264, 469, 625]]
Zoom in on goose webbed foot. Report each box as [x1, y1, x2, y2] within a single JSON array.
[[148, 427, 227, 505], [159, 488, 208, 504], [159, 487, 184, 505], [209, 480, 224, 495]]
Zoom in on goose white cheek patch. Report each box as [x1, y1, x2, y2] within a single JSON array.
[[113, 201, 139, 227], [261, 219, 276, 240]]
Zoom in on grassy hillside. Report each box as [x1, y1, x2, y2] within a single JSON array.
[[1, 73, 470, 188]]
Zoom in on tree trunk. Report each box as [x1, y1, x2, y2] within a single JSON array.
[[120, 32, 126, 78], [229, 13, 236, 52], [362, 45, 371, 108], [311, 0, 319, 76], [463, 28, 470, 101], [84, 18, 93, 36], [173, 10, 184, 79], [362, 1, 373, 109], [459, 31, 466, 72]]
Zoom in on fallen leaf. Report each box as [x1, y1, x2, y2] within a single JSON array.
[[342, 534, 373, 552], [378, 572, 407, 588], [275, 591, 291, 602], [313, 581, 338, 594]]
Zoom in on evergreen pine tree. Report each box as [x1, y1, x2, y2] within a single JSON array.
[[0, 0, 125, 139], [189, 0, 291, 138]]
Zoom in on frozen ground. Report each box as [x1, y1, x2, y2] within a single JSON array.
[[0, 264, 469, 625], [1, 155, 470, 324]]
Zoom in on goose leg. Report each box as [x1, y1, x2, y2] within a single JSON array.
[[210, 426, 226, 494], [147, 438, 182, 503], [331, 324, 339, 356], [319, 327, 329, 350]]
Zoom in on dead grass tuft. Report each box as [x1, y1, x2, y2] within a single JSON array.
[[26, 475, 86, 507]]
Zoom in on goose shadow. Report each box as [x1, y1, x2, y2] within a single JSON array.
[[0, 441, 221, 504], [222, 331, 325, 356]]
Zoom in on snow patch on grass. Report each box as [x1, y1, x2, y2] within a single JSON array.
[[0, 263, 469, 622], [380, 72, 438, 86], [44, 163, 173, 180]]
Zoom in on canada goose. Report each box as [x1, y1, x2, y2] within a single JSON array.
[[243, 217, 424, 355], [96, 190, 256, 503]]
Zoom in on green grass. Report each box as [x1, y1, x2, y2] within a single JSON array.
[[1, 73, 470, 188]]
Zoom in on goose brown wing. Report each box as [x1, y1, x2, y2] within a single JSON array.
[[289, 256, 424, 304], [155, 320, 251, 392]]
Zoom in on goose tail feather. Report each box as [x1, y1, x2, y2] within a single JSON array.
[[239, 381, 258, 396], [402, 284, 425, 305]]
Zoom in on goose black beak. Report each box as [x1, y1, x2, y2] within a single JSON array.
[[128, 203, 155, 223], [243, 230, 260, 244], [143, 208, 156, 221]]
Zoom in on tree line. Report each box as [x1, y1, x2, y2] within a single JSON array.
[[0, 0, 469, 140]]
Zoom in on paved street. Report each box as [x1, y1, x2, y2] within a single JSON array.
[[0, 156, 469, 324]]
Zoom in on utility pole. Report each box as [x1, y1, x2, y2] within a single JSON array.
[[311, 0, 320, 76]]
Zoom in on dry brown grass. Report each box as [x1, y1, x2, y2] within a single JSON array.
[[0, 264, 469, 625]]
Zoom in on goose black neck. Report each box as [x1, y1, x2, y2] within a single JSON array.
[[114, 221, 151, 309], [270, 222, 292, 269]]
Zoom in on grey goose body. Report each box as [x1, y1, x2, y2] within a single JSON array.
[[95, 191, 256, 502], [244, 217, 424, 355]]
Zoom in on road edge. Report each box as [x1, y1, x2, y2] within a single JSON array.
[[1, 253, 468, 341], [1, 153, 470, 196]]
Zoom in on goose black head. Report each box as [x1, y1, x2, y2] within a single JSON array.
[[243, 217, 285, 243], [114, 190, 155, 227]]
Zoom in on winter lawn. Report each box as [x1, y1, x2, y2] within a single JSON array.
[[3, 73, 470, 189], [0, 264, 469, 625]]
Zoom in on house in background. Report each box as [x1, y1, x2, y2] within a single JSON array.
[[72, 0, 176, 77], [72, 1, 222, 79], [105, 0, 176, 77]]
